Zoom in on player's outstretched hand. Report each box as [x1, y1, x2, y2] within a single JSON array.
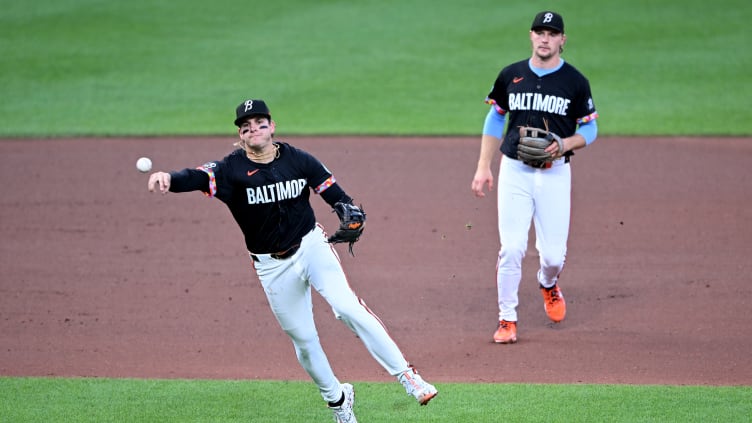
[[148, 172, 171, 194]]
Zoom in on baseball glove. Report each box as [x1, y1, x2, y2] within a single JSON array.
[[516, 124, 564, 168], [327, 202, 366, 256]]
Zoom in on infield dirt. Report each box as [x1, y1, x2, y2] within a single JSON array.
[[1, 136, 750, 385]]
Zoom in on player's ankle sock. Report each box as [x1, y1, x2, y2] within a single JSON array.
[[328, 392, 345, 407]]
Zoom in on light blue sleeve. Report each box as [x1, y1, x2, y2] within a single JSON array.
[[482, 107, 506, 138], [576, 119, 598, 145]]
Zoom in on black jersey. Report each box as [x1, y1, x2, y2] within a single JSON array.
[[486, 59, 597, 160], [170, 142, 337, 254]]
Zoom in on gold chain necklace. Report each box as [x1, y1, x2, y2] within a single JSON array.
[[245, 143, 280, 163]]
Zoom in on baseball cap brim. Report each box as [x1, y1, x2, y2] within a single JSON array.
[[234, 112, 271, 127]]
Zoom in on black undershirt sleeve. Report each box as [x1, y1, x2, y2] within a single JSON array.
[[168, 168, 210, 193], [319, 183, 352, 207]]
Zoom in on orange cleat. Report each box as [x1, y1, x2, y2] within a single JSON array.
[[493, 320, 518, 344], [541, 284, 566, 322]]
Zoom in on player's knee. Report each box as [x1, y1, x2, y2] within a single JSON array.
[[539, 253, 565, 273], [332, 305, 360, 325], [499, 243, 526, 266], [287, 326, 320, 346], [331, 303, 371, 335], [292, 335, 323, 359]]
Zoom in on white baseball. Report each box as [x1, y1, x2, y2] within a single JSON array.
[[136, 157, 152, 173]]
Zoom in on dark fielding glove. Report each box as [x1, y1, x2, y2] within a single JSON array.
[[327, 202, 366, 256], [516, 125, 564, 167]]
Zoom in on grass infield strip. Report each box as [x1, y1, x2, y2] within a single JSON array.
[[1, 377, 751, 422]]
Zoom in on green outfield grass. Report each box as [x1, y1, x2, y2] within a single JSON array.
[[1, 378, 751, 422], [0, 0, 749, 136]]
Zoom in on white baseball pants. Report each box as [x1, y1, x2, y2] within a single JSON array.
[[251, 225, 409, 402], [496, 156, 571, 322]]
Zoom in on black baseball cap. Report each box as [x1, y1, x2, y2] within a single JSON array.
[[531, 11, 564, 33], [234, 99, 271, 126]]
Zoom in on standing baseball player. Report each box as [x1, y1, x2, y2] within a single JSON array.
[[470, 11, 599, 344], [147, 99, 437, 422]]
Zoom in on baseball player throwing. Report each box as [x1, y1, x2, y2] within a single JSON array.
[[147, 99, 437, 422], [471, 11, 599, 344]]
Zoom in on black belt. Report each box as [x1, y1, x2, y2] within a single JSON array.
[[523, 155, 570, 169], [250, 244, 300, 262], [523, 160, 552, 169]]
